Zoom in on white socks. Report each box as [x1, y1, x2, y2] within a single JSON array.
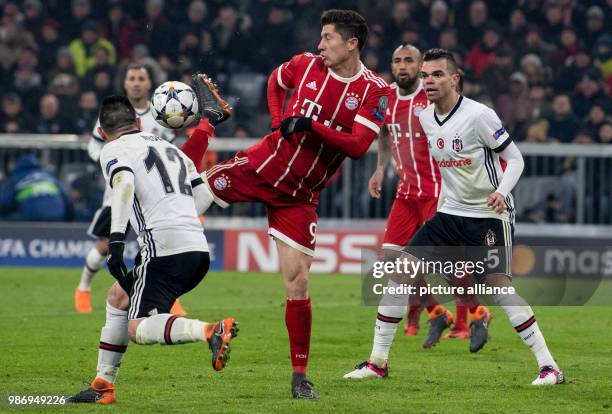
[[495, 294, 558, 369], [370, 280, 408, 366], [97, 302, 128, 383], [79, 247, 107, 291], [135, 314, 207, 345]]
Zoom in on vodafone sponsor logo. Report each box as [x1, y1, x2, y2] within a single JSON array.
[[437, 158, 472, 168]]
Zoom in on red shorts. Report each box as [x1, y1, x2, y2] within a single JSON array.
[[205, 155, 318, 256], [382, 196, 438, 251]]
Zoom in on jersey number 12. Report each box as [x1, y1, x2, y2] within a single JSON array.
[[144, 146, 192, 196]]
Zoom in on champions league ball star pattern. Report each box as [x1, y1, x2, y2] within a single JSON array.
[[151, 81, 199, 129]]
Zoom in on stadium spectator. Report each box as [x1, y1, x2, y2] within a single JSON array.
[[457, 0, 488, 50], [465, 23, 505, 79], [422, 0, 449, 49], [572, 68, 608, 118], [64, 0, 94, 41], [100, 1, 140, 61], [554, 26, 579, 64], [73, 90, 98, 135], [554, 47, 595, 93], [212, 3, 254, 73], [10, 47, 44, 114], [597, 123, 612, 144], [528, 83, 553, 120], [0, 154, 69, 221], [22, 0, 45, 43], [540, 1, 564, 44], [255, 4, 295, 72], [507, 8, 528, 47], [546, 94, 581, 143], [520, 53, 551, 85], [582, 103, 609, 138], [0, 93, 30, 133], [522, 26, 556, 67], [0, 21, 37, 73], [68, 20, 116, 77], [383, 1, 412, 49], [142, 0, 176, 61], [593, 34, 611, 80], [32, 93, 74, 134], [496, 72, 529, 124], [583, 5, 606, 46], [37, 19, 62, 71]]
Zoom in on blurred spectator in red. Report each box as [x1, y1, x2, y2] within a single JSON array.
[[73, 90, 98, 134], [68, 20, 116, 77], [32, 93, 74, 134], [457, 0, 488, 50], [101, 1, 140, 61], [0, 92, 31, 133], [554, 26, 579, 64], [465, 23, 505, 79], [546, 93, 580, 142]]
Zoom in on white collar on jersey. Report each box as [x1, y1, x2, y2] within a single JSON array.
[[328, 61, 365, 83], [395, 79, 423, 101], [134, 106, 150, 116]]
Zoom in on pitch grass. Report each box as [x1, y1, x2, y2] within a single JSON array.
[[1, 268, 611, 413]]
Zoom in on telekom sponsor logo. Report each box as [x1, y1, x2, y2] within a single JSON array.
[[437, 158, 472, 168]]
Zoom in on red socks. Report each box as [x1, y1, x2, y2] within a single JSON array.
[[180, 119, 214, 172], [455, 304, 468, 330], [285, 298, 311, 374]]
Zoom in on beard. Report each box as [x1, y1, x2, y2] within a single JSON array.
[[395, 75, 417, 90]]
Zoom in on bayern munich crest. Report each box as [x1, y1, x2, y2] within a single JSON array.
[[344, 92, 360, 110], [413, 104, 425, 117], [213, 175, 230, 191]]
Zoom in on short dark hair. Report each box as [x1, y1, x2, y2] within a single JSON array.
[[124, 62, 155, 85], [321, 9, 368, 51], [422, 48, 459, 74], [99, 95, 136, 133]]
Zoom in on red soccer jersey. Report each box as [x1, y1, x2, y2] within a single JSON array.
[[246, 52, 390, 203], [384, 82, 441, 199]]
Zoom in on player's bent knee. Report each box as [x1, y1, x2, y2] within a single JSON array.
[[107, 282, 129, 310], [127, 319, 142, 343]]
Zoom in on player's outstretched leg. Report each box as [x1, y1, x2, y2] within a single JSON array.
[[487, 275, 564, 385], [192, 73, 232, 125], [132, 314, 238, 371], [75, 241, 108, 313]]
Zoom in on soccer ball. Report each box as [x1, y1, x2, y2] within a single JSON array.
[[150, 81, 199, 129]]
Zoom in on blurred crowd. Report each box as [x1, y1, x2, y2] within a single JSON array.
[[0, 0, 609, 142]]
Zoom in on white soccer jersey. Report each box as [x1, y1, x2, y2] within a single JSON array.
[[419, 96, 515, 222], [89, 105, 175, 206], [99, 131, 207, 257]]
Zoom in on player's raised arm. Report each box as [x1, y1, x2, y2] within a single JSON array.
[[369, 128, 391, 199]]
